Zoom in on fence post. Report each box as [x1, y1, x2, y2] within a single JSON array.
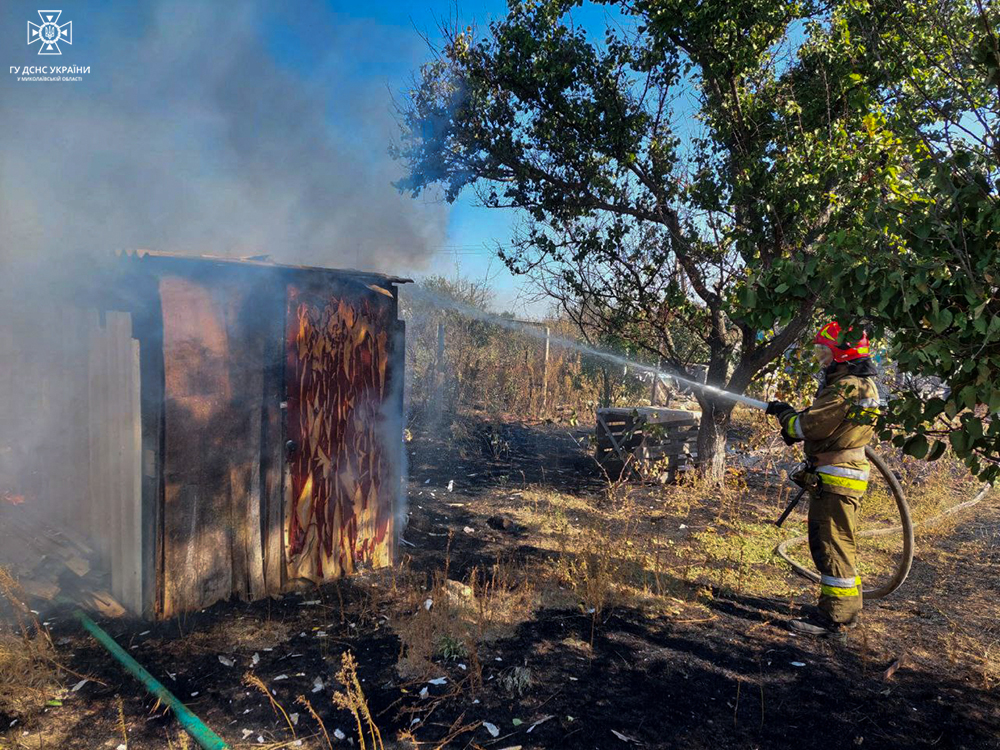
[[541, 326, 550, 415]]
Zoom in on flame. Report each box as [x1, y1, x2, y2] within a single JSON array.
[[1, 492, 26, 506]]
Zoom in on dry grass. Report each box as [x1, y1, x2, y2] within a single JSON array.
[[163, 616, 292, 657], [391, 552, 537, 680], [244, 672, 297, 739], [296, 695, 333, 750], [479, 482, 710, 640], [683, 519, 804, 598], [332, 651, 383, 750], [0, 567, 60, 722]]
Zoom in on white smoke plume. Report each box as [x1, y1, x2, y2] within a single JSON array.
[[0, 0, 448, 280]]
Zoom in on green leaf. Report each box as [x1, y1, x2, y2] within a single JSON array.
[[902, 434, 929, 459], [931, 308, 953, 333], [924, 398, 946, 419], [959, 385, 979, 410], [926, 441, 948, 461], [990, 388, 1000, 414], [949, 430, 968, 455]]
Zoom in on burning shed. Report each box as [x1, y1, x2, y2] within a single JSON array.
[[0, 251, 407, 619]]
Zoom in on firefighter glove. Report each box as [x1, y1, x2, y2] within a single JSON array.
[[766, 400, 795, 419]]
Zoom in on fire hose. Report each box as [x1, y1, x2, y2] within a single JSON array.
[[772, 446, 992, 599], [773, 446, 913, 599], [669, 383, 991, 599]]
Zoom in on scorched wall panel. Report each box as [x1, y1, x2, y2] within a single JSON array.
[[283, 283, 397, 584]]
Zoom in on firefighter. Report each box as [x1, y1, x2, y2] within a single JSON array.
[[766, 322, 881, 639]]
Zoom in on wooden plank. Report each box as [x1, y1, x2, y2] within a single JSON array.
[[136, 286, 165, 619], [117, 334, 143, 614], [86, 311, 101, 566], [228, 461, 249, 600], [110, 313, 128, 610], [387, 318, 407, 566], [79, 589, 126, 618], [51, 308, 68, 528], [66, 312, 87, 534], [596, 414, 642, 481], [67, 307, 87, 530], [89, 314, 111, 569], [244, 384, 266, 600], [223, 291, 267, 601], [36, 315, 53, 519]]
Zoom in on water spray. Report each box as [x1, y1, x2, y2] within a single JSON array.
[[404, 285, 769, 410], [404, 283, 936, 600]]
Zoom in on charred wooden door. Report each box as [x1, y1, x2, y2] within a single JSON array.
[[157, 274, 268, 617], [283, 283, 398, 584]]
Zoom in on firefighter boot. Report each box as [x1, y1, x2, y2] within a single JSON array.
[[789, 605, 858, 641]]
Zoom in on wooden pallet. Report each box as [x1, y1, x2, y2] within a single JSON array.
[[595, 407, 700, 483]]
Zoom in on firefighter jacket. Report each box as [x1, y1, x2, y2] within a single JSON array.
[[778, 365, 881, 498]]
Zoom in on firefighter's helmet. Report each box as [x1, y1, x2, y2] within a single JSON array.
[[814, 321, 871, 362]]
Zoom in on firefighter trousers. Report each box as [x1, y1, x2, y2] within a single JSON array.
[[807, 490, 862, 624]]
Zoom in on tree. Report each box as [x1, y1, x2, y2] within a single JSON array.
[[394, 0, 910, 479], [820, 0, 1000, 481]]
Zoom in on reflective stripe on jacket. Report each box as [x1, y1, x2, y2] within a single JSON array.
[[779, 369, 881, 498]]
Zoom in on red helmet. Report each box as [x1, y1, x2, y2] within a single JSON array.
[[814, 321, 871, 362]]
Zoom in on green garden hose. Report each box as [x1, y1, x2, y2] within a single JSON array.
[[74, 610, 229, 750]]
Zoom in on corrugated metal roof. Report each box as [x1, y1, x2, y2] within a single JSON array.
[[120, 249, 413, 285]]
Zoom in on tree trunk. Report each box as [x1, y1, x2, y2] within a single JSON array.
[[600, 366, 613, 408], [696, 399, 733, 483]]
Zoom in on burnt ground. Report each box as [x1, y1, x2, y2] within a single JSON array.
[[2, 415, 999, 750]]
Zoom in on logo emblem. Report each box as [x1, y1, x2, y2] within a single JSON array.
[[27, 10, 72, 55]]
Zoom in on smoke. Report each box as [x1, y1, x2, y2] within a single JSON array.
[[0, 0, 442, 610], [0, 0, 448, 280], [382, 324, 411, 544]]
